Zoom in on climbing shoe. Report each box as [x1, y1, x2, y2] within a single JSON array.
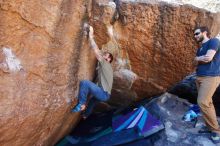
[[71, 103, 85, 113]]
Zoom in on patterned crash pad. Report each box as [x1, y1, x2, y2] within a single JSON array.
[[112, 106, 164, 137], [56, 106, 164, 146]]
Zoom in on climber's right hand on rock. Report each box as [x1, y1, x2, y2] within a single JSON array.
[[89, 26, 94, 38]]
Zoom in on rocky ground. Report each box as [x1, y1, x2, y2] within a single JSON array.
[[70, 92, 220, 146], [146, 93, 220, 146]]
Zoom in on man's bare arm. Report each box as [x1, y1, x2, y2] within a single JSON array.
[[194, 49, 216, 64], [89, 26, 103, 61]]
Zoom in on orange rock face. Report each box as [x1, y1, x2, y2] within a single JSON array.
[[0, 0, 220, 145], [119, 1, 220, 99], [0, 0, 96, 145]]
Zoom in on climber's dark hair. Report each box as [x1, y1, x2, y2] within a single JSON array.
[[104, 51, 113, 63]]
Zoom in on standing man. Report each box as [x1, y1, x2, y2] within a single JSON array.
[[193, 26, 220, 144], [71, 25, 113, 116]]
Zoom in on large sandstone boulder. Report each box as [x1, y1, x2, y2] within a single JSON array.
[[0, 0, 220, 145], [0, 0, 96, 145]]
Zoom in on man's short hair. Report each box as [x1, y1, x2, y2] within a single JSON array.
[[104, 51, 114, 63], [194, 26, 210, 37]]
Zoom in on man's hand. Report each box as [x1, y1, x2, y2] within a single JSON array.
[[195, 56, 208, 64], [88, 25, 102, 61], [89, 26, 94, 38], [195, 55, 212, 64]]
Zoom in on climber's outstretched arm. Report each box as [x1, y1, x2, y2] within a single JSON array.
[[89, 26, 103, 62]]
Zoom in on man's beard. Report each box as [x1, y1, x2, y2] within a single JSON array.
[[197, 35, 204, 42]]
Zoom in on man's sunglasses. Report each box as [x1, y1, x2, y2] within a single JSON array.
[[194, 32, 201, 36]]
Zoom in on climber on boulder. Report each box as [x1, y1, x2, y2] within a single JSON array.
[[71, 25, 113, 118]]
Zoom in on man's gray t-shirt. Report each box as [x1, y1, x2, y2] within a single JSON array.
[[97, 59, 113, 94]]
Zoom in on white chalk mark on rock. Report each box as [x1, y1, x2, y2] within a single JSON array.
[[0, 47, 23, 73]]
